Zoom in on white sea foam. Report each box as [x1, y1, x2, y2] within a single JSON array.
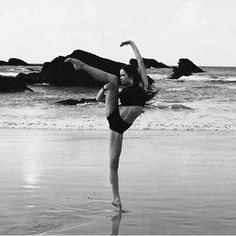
[[0, 104, 235, 131], [0, 66, 42, 77], [178, 74, 236, 82], [147, 73, 170, 80], [0, 72, 19, 77], [0, 66, 235, 131]]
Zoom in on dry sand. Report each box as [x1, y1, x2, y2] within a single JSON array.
[[0, 128, 236, 235]]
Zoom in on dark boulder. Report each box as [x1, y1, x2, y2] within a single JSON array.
[[130, 58, 169, 68], [0, 76, 33, 92], [56, 98, 97, 105], [40, 57, 75, 86], [0, 60, 8, 66], [169, 58, 204, 79], [40, 56, 101, 86], [0, 58, 42, 66], [39, 49, 157, 89], [70, 50, 125, 76], [178, 58, 203, 74], [16, 72, 43, 84], [8, 58, 28, 66], [40, 50, 126, 86]]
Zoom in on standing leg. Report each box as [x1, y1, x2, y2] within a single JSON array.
[[105, 84, 123, 211], [66, 58, 123, 209], [109, 130, 123, 211]]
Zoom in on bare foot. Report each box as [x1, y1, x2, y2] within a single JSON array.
[[111, 199, 122, 211], [65, 58, 84, 70]]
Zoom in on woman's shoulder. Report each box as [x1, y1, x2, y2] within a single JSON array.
[[122, 85, 147, 94], [136, 85, 148, 94]]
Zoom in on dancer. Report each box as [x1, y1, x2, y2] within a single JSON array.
[[66, 41, 152, 211]]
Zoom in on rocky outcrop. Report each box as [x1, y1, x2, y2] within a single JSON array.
[[0, 58, 42, 66], [8, 58, 28, 66], [40, 50, 158, 87], [70, 50, 125, 76], [40, 50, 126, 86], [130, 58, 169, 68], [0, 60, 8, 66], [16, 72, 42, 84], [40, 57, 101, 86], [0, 58, 28, 66], [0, 76, 33, 92], [6, 50, 156, 87], [56, 98, 97, 105], [156, 104, 194, 110], [169, 58, 204, 79], [40, 58, 75, 86]]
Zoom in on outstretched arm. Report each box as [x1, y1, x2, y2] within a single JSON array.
[[120, 41, 148, 91]]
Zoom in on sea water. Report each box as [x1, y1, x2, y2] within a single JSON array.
[[0, 65, 235, 131]]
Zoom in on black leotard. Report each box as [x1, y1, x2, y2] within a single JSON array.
[[106, 86, 147, 135], [119, 86, 147, 106], [107, 106, 132, 135]]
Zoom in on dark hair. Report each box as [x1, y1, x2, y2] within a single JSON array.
[[121, 64, 159, 104], [121, 64, 142, 86]]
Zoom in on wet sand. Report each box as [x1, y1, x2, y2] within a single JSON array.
[[0, 128, 236, 235]]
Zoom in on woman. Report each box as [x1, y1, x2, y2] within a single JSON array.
[[65, 41, 150, 211]]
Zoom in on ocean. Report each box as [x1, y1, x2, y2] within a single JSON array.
[[0, 65, 235, 131]]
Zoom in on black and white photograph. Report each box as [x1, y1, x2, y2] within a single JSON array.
[[0, 0, 236, 234]]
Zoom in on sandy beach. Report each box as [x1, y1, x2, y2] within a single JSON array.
[[0, 128, 236, 235]]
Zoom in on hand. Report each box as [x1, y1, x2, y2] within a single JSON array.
[[103, 82, 113, 90], [65, 58, 84, 70], [120, 40, 134, 47]]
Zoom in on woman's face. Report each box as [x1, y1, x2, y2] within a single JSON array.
[[120, 69, 132, 86]]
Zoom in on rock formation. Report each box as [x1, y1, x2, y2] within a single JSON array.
[[16, 72, 42, 84], [169, 58, 204, 79], [8, 58, 28, 66], [56, 98, 97, 105], [0, 60, 8, 66], [0, 76, 33, 92], [2, 50, 161, 87], [40, 50, 125, 86], [130, 58, 169, 68]]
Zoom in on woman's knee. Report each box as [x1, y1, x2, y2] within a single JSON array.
[[109, 75, 119, 87], [104, 81, 118, 91]]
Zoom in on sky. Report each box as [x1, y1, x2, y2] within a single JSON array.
[[0, 0, 236, 66]]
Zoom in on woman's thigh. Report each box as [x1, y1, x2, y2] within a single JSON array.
[[105, 83, 119, 117]]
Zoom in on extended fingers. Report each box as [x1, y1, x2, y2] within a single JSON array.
[[120, 42, 129, 47], [120, 40, 133, 47], [64, 58, 72, 63]]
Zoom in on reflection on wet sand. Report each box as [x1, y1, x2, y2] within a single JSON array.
[[21, 134, 45, 191], [111, 212, 122, 235]]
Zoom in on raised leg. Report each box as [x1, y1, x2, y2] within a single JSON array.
[[65, 58, 118, 85], [109, 130, 123, 211], [66, 58, 119, 116]]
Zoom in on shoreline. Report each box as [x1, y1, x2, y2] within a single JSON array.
[[0, 128, 236, 234], [1, 127, 236, 132]]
